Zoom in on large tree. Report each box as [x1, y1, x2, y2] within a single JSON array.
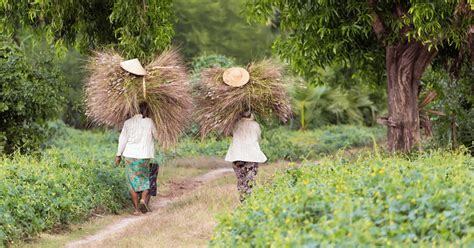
[[247, 1, 474, 152], [0, 0, 174, 62]]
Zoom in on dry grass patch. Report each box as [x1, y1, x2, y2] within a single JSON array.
[[90, 162, 291, 247], [20, 160, 292, 248], [18, 163, 219, 248], [93, 174, 238, 248]]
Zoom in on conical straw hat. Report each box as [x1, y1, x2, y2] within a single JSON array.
[[222, 67, 250, 87], [120, 58, 146, 76]]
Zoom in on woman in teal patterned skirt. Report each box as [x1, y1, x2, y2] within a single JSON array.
[[116, 102, 158, 215]]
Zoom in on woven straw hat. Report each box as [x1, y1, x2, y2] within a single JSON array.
[[120, 58, 146, 76], [223, 67, 250, 87]]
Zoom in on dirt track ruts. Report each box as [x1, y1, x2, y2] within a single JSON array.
[[65, 168, 233, 248]]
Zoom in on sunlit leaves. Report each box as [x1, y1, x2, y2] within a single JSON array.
[[0, 0, 174, 61], [246, 0, 473, 81], [211, 151, 474, 246]]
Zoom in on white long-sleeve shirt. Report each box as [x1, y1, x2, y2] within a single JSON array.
[[225, 118, 267, 163], [116, 114, 158, 159]]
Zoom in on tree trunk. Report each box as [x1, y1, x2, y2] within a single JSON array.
[[385, 41, 436, 153]]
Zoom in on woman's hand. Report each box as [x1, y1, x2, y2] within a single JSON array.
[[115, 156, 122, 166]]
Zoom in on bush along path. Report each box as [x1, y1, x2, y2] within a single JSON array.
[[64, 168, 233, 248], [210, 150, 474, 246]]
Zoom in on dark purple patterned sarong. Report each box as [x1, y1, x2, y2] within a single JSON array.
[[232, 161, 259, 202], [149, 163, 159, 196]]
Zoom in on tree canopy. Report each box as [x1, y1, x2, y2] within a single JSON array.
[[0, 0, 174, 62], [246, 1, 473, 81]]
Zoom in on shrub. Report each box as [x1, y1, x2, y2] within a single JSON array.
[[261, 125, 384, 161], [0, 123, 128, 245], [0, 37, 66, 154], [191, 54, 235, 75], [171, 125, 385, 161], [210, 151, 474, 246]]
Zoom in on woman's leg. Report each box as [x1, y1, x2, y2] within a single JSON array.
[[139, 189, 151, 212], [232, 161, 246, 202], [241, 162, 259, 201], [141, 189, 149, 203], [130, 190, 140, 212], [233, 161, 259, 202]]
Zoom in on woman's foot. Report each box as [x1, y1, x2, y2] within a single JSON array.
[[139, 199, 151, 213], [132, 209, 141, 216]]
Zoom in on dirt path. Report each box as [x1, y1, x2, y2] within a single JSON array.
[[64, 168, 234, 248]]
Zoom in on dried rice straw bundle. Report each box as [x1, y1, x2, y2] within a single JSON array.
[[195, 59, 292, 138], [85, 48, 192, 147], [143, 49, 193, 147], [85, 52, 136, 128]]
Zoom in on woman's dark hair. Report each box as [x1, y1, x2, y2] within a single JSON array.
[[241, 110, 252, 118], [139, 102, 150, 118]]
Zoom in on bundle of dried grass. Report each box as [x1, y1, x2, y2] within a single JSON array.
[[85, 49, 192, 147], [195, 59, 292, 138]]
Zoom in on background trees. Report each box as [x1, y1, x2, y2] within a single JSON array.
[[173, 0, 275, 64], [246, 0, 474, 152]]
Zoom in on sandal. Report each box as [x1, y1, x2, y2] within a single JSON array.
[[139, 199, 151, 213]]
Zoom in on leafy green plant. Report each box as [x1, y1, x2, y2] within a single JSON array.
[[210, 150, 474, 246], [191, 54, 235, 75], [422, 67, 474, 154], [0, 37, 66, 154], [171, 125, 385, 161], [291, 82, 380, 129], [0, 122, 128, 246]]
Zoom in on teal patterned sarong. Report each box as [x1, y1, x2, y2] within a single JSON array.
[[125, 158, 150, 192]]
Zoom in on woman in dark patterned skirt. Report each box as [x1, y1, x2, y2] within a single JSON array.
[[225, 111, 267, 202], [116, 102, 158, 215]]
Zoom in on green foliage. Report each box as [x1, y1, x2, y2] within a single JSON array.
[[261, 126, 385, 161], [171, 125, 385, 161], [0, 38, 66, 153], [291, 82, 382, 129], [0, 122, 128, 245], [245, 1, 473, 81], [210, 151, 474, 246], [191, 54, 236, 75], [18, 30, 89, 129], [422, 67, 474, 154], [173, 0, 275, 64], [56, 50, 88, 129], [0, 0, 174, 62], [288, 62, 386, 130]]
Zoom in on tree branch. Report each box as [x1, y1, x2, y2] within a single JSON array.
[[454, 0, 469, 25], [413, 45, 437, 81], [368, 0, 385, 40]]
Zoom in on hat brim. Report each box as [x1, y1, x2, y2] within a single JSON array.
[[223, 67, 250, 87], [120, 59, 146, 76]]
